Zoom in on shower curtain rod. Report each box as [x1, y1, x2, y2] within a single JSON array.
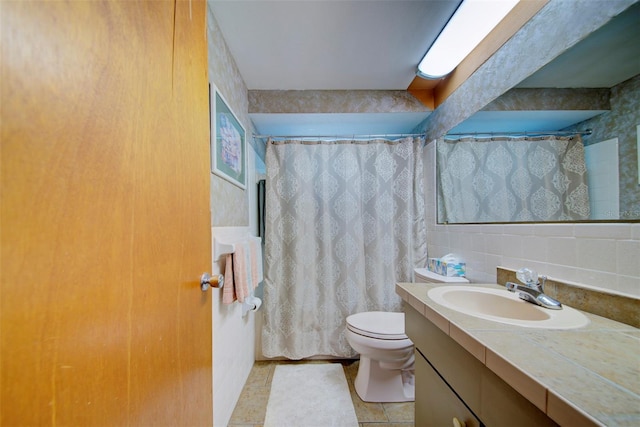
[[444, 129, 593, 138], [253, 132, 426, 140]]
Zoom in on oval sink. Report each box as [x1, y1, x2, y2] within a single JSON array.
[[427, 285, 590, 329]]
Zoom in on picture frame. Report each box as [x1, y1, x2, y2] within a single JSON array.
[[211, 86, 246, 189]]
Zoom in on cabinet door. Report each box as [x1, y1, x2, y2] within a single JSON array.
[[416, 351, 482, 427]]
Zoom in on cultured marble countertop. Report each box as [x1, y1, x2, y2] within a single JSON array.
[[396, 282, 640, 427]]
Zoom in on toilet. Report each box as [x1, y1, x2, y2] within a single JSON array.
[[346, 269, 469, 403], [346, 311, 414, 402]]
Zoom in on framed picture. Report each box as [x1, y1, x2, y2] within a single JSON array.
[[211, 86, 246, 189]]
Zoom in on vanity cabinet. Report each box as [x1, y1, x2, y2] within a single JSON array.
[[416, 350, 481, 426], [406, 306, 558, 427]]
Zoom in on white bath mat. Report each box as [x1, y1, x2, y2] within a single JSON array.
[[264, 363, 359, 427]]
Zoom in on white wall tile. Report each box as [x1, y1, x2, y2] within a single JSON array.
[[482, 225, 504, 234], [617, 275, 640, 296], [484, 254, 502, 277], [574, 268, 618, 290], [484, 233, 504, 255], [574, 224, 632, 239], [503, 224, 535, 236], [533, 224, 574, 238], [544, 264, 578, 283], [547, 237, 577, 267], [576, 239, 617, 273], [521, 236, 548, 263], [501, 256, 526, 272], [616, 240, 640, 277], [470, 232, 486, 253], [501, 234, 523, 259]]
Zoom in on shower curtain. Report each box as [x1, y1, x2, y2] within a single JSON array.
[[437, 135, 590, 223], [262, 137, 427, 359]]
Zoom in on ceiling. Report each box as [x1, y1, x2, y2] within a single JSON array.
[[211, 0, 460, 136], [210, 0, 461, 91], [210, 1, 640, 137]]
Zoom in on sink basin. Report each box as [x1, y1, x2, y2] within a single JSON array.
[[427, 285, 590, 329]]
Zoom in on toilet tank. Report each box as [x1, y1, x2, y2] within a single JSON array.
[[414, 268, 469, 284]]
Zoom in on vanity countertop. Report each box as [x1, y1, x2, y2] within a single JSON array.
[[396, 282, 640, 427]]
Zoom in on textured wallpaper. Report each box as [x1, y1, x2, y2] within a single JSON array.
[[484, 88, 610, 111], [248, 90, 428, 114], [207, 7, 252, 227]]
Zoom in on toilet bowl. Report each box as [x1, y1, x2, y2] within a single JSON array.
[[345, 311, 414, 402]]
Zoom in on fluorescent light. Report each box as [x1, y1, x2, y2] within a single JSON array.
[[417, 0, 519, 79]]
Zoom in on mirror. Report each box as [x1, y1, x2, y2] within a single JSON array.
[[437, 2, 640, 223]]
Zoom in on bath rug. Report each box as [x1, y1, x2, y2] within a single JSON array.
[[264, 363, 359, 427]]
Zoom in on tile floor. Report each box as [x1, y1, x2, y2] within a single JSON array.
[[227, 359, 414, 427]]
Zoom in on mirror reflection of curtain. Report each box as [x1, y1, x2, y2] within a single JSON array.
[[437, 135, 590, 223], [262, 137, 427, 359]]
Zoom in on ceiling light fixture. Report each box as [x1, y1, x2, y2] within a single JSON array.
[[417, 0, 520, 79]]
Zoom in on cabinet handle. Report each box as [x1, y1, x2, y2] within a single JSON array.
[[453, 417, 466, 427]]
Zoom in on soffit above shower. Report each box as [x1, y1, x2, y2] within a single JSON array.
[[250, 112, 431, 137]]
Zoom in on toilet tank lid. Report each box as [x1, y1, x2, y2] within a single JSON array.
[[346, 311, 406, 338], [414, 268, 469, 283]]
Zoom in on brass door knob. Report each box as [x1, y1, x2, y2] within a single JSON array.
[[201, 273, 224, 291]]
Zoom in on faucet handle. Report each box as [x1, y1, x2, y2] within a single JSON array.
[[516, 268, 538, 285]]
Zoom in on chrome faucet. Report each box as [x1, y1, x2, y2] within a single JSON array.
[[506, 268, 562, 310]]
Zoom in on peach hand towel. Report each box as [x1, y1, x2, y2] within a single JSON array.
[[220, 239, 260, 305], [232, 242, 250, 302], [222, 253, 236, 304], [249, 237, 263, 289]]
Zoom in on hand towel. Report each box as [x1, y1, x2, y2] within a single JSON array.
[[222, 253, 236, 304], [233, 242, 250, 302], [221, 237, 263, 305], [249, 237, 264, 286]]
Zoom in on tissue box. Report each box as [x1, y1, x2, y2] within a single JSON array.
[[427, 257, 466, 277]]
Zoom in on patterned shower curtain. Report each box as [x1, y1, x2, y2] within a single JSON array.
[[262, 137, 427, 359], [437, 135, 590, 223]]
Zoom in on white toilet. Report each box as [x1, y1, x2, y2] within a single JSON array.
[[346, 269, 469, 403], [346, 311, 414, 402]]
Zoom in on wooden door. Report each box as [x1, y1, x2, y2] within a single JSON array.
[[1, 1, 213, 425]]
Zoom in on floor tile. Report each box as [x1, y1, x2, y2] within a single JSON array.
[[227, 384, 270, 425], [383, 402, 415, 422]]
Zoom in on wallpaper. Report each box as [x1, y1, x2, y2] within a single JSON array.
[[207, 7, 252, 227], [483, 88, 610, 111], [248, 90, 428, 114]]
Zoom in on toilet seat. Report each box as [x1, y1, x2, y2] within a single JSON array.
[[346, 311, 408, 340]]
